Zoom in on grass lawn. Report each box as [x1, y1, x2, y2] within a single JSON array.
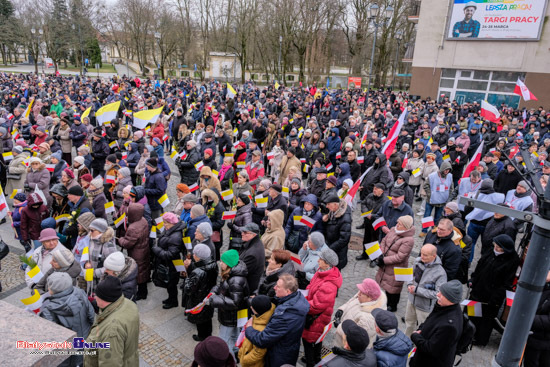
[[64, 64, 117, 74]]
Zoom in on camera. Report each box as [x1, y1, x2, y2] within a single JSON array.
[[97, 254, 104, 269], [423, 283, 436, 290]]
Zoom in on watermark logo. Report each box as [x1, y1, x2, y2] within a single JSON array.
[[73, 338, 110, 349]]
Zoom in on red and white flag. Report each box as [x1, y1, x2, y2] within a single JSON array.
[[344, 168, 371, 207], [506, 290, 515, 307], [460, 141, 484, 184], [45, 164, 55, 172], [357, 156, 364, 164], [401, 155, 408, 169], [381, 109, 407, 160], [266, 152, 274, 160], [480, 100, 500, 123], [222, 211, 237, 220], [508, 144, 520, 159], [326, 162, 333, 171], [290, 254, 302, 265], [335, 152, 341, 160], [514, 78, 537, 101], [188, 183, 199, 192], [372, 217, 387, 231], [421, 216, 435, 229], [300, 216, 316, 229]]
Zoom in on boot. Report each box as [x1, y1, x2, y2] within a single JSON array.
[[136, 283, 148, 300], [355, 252, 369, 261]]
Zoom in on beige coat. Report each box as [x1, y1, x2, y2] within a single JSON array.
[[406, 157, 425, 187], [238, 303, 275, 367], [6, 151, 29, 195], [334, 291, 387, 349], [57, 126, 72, 153], [279, 155, 302, 184], [261, 209, 285, 260], [419, 161, 439, 197]]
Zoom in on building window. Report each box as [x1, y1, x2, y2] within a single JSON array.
[[441, 69, 456, 78], [250, 74, 257, 80], [492, 71, 524, 82], [181, 71, 189, 77], [287, 75, 295, 81], [459, 70, 472, 78], [456, 80, 488, 90], [489, 82, 516, 93], [262, 74, 269, 80], [439, 79, 454, 88]]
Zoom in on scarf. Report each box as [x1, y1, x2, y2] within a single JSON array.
[[218, 164, 232, 181], [87, 186, 103, 205]]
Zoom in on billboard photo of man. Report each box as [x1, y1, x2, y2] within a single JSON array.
[[452, 2, 480, 38]]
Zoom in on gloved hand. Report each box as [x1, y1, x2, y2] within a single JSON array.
[[20, 240, 32, 253], [376, 254, 385, 267], [333, 309, 343, 328]]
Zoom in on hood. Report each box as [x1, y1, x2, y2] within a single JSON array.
[[267, 209, 284, 230], [129, 142, 139, 152], [119, 257, 138, 281], [201, 188, 220, 206], [374, 331, 413, 356], [200, 166, 216, 179], [376, 153, 387, 167], [97, 227, 115, 244], [397, 171, 410, 184], [47, 287, 82, 317], [330, 198, 348, 219], [127, 203, 145, 223], [339, 162, 350, 176], [301, 194, 318, 209], [230, 260, 249, 277], [331, 128, 339, 136], [396, 227, 415, 238], [133, 186, 146, 201], [439, 161, 452, 174], [27, 192, 44, 206], [479, 179, 495, 195]]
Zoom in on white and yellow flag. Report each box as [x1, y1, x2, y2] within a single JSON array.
[[226, 83, 237, 99], [133, 106, 163, 129], [96, 101, 121, 125]]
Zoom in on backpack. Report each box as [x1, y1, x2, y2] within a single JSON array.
[[454, 313, 476, 366]]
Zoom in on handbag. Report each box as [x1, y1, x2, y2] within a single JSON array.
[[305, 313, 321, 329], [0, 237, 9, 261], [152, 263, 171, 288]]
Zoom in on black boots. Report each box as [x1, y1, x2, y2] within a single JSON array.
[[136, 283, 148, 301]]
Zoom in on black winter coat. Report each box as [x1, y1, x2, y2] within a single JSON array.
[[91, 138, 110, 171], [152, 221, 186, 278], [257, 261, 296, 301], [183, 259, 218, 324], [239, 235, 265, 292], [288, 188, 307, 214], [480, 216, 517, 256], [176, 147, 200, 185], [265, 193, 288, 221], [210, 261, 249, 327], [361, 154, 389, 199], [324, 347, 377, 367], [527, 282, 550, 350], [324, 200, 352, 270], [410, 304, 463, 367], [144, 169, 167, 211]]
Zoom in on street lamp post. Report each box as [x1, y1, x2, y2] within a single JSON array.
[[154, 32, 162, 79], [367, 4, 393, 92], [278, 35, 282, 83], [392, 30, 403, 90], [30, 28, 43, 75], [72, 23, 84, 76]]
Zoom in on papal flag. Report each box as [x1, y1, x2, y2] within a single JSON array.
[[96, 101, 121, 126], [81, 106, 92, 121], [23, 99, 34, 118], [133, 106, 163, 129], [227, 83, 237, 99]]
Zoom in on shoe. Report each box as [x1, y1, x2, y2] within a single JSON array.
[[416, 211, 424, 216], [401, 316, 406, 323], [415, 197, 422, 202], [356, 254, 368, 261], [163, 302, 178, 309], [192, 335, 204, 342], [0, 218, 6, 224], [162, 298, 170, 304], [356, 224, 365, 229], [419, 233, 427, 238], [300, 356, 307, 365]]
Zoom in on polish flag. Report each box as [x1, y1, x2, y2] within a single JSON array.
[[326, 162, 333, 171], [480, 100, 500, 123], [357, 156, 364, 164], [514, 78, 537, 101], [266, 152, 274, 160], [290, 254, 302, 265], [372, 217, 387, 231], [506, 290, 515, 307], [221, 211, 236, 220], [188, 183, 199, 192], [381, 109, 407, 160], [460, 141, 484, 184], [335, 152, 342, 160], [401, 155, 408, 169], [300, 216, 316, 229], [421, 216, 435, 229], [508, 145, 520, 159]]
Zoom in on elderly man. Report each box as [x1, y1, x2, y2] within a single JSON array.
[[410, 280, 464, 367], [25, 228, 60, 288], [144, 157, 168, 219], [505, 180, 534, 228], [238, 223, 265, 292], [322, 194, 352, 270], [245, 274, 310, 367], [372, 308, 413, 366], [179, 193, 197, 224], [84, 276, 140, 367], [421, 161, 453, 236], [375, 188, 414, 239], [423, 218, 462, 281], [404, 244, 447, 336]]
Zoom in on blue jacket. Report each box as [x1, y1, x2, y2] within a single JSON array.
[[373, 330, 413, 367], [180, 208, 191, 224], [187, 214, 212, 242], [158, 157, 171, 179], [285, 194, 323, 252], [154, 144, 164, 158], [328, 128, 342, 157], [337, 162, 352, 189], [126, 143, 140, 171], [143, 169, 167, 211], [69, 122, 88, 148], [245, 291, 310, 367]]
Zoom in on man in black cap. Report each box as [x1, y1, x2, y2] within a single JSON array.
[[483, 152, 498, 180], [84, 276, 139, 366], [238, 222, 265, 291], [410, 280, 464, 367], [324, 319, 377, 366], [372, 308, 413, 365], [90, 127, 110, 177], [309, 167, 328, 199], [375, 187, 414, 240], [322, 194, 351, 269], [319, 175, 338, 209]]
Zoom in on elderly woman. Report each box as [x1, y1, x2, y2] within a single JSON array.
[[227, 194, 253, 250], [302, 248, 343, 367], [375, 215, 415, 312], [87, 177, 108, 220], [333, 278, 387, 349], [101, 251, 138, 301], [24, 157, 52, 205], [61, 168, 78, 191], [257, 249, 295, 300], [260, 209, 285, 261], [193, 222, 216, 260], [6, 145, 29, 195], [77, 145, 92, 168], [201, 189, 225, 260], [113, 167, 133, 209], [152, 212, 186, 309], [218, 156, 235, 191], [233, 171, 254, 198], [33, 245, 81, 295], [83, 219, 117, 294], [172, 183, 190, 216]]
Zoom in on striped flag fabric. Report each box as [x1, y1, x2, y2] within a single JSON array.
[[27, 266, 44, 283], [381, 109, 407, 159], [480, 100, 500, 123], [412, 168, 421, 177], [185, 293, 213, 314], [21, 289, 45, 312], [96, 101, 121, 126], [81, 106, 92, 121], [460, 141, 484, 184], [183, 236, 192, 250], [421, 216, 435, 229], [158, 194, 170, 208], [114, 213, 126, 228], [357, 156, 364, 164], [255, 196, 268, 208], [150, 225, 157, 238], [394, 267, 414, 282], [195, 161, 204, 171], [364, 241, 382, 260], [461, 300, 483, 317], [361, 210, 373, 218], [23, 99, 34, 118], [506, 291, 515, 307], [9, 189, 21, 199], [84, 268, 94, 282], [2, 152, 13, 161], [293, 215, 303, 226], [335, 152, 341, 160], [221, 189, 234, 201], [514, 78, 537, 101], [132, 105, 163, 129], [55, 214, 71, 223], [104, 201, 115, 213], [372, 217, 387, 231], [267, 152, 275, 160], [326, 162, 333, 171], [80, 247, 90, 263], [188, 183, 199, 192], [315, 323, 332, 344], [173, 259, 186, 272], [222, 211, 237, 220], [281, 186, 290, 198], [237, 309, 248, 328], [300, 216, 316, 229], [105, 175, 116, 184]]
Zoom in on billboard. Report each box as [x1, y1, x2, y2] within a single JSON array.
[[446, 0, 547, 40], [347, 77, 362, 89]]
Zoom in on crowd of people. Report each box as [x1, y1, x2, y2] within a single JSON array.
[[0, 71, 549, 367]]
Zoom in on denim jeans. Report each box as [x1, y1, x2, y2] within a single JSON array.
[[219, 324, 240, 356], [467, 221, 485, 262], [422, 203, 444, 233]]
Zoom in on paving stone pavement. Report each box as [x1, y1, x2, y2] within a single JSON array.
[[0, 155, 501, 366]]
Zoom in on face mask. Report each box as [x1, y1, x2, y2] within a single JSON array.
[[91, 233, 102, 240], [494, 249, 504, 256]]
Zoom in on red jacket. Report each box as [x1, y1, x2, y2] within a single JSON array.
[[149, 124, 165, 144], [245, 163, 265, 190], [302, 266, 343, 343]]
